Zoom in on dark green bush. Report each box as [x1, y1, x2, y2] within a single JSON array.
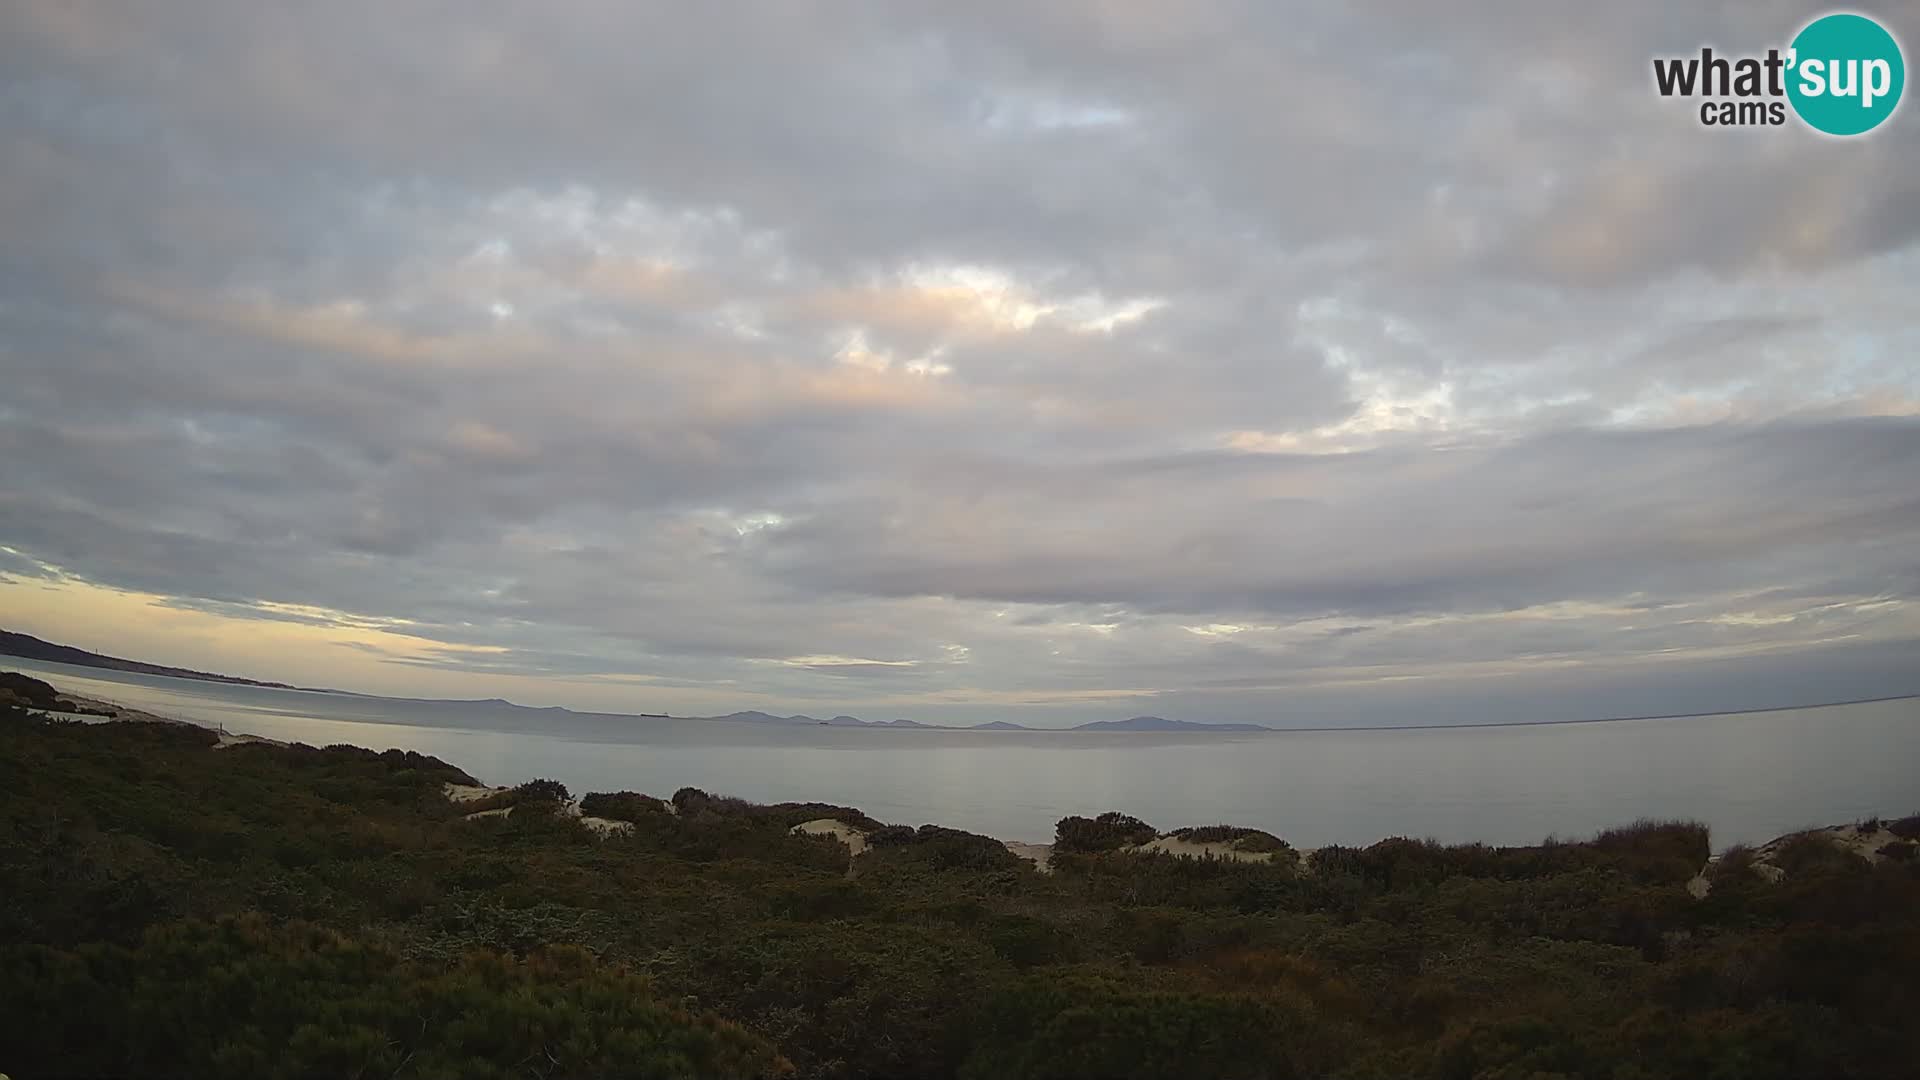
[[866, 824, 918, 846], [1169, 824, 1289, 853], [870, 825, 1025, 872], [580, 790, 670, 821], [1054, 811, 1158, 853], [0, 915, 786, 1079], [513, 777, 572, 804]]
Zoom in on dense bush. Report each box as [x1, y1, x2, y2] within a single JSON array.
[[3, 705, 1917, 1080], [1054, 811, 1158, 853], [0, 915, 787, 1079], [1170, 825, 1294, 858], [918, 825, 1024, 869], [960, 973, 1350, 1080], [1710, 843, 1758, 882], [670, 787, 884, 831], [580, 790, 670, 821], [513, 777, 572, 804], [1591, 818, 1712, 879], [864, 824, 918, 847]]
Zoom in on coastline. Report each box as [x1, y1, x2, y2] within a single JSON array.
[[18, 670, 1914, 883], [9, 649, 1914, 735]]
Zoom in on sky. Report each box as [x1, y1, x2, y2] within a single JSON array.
[[1, 2, 1917, 727]]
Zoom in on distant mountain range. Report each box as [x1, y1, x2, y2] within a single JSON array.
[[1070, 716, 1272, 732], [1, 628, 1269, 732], [693, 710, 1270, 732]]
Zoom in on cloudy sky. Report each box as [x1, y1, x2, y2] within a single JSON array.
[[2, 2, 1916, 726]]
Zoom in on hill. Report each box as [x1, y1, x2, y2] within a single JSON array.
[[1070, 715, 1271, 732], [0, 629, 312, 690]]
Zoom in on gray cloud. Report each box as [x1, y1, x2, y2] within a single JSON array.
[[2, 1, 1917, 724]]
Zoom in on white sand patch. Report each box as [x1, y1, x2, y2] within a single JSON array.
[[577, 815, 634, 836], [1751, 821, 1909, 871], [1688, 821, 1912, 896], [443, 782, 508, 803], [1004, 841, 1053, 873], [456, 796, 631, 836], [557, 797, 634, 837], [1821, 822, 1909, 862], [792, 818, 869, 856], [1130, 836, 1277, 863]]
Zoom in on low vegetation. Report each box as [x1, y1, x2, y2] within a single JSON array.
[[578, 790, 671, 822], [3, 705, 1917, 1078], [1170, 824, 1294, 854], [1053, 810, 1158, 852]]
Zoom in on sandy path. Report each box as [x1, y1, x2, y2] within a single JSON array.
[[444, 782, 509, 803], [792, 818, 869, 855], [445, 785, 635, 836], [1003, 841, 1054, 873], [1130, 836, 1277, 863]]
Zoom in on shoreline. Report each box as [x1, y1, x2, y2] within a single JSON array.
[[18, 671, 1915, 882], [8, 653, 1914, 735]]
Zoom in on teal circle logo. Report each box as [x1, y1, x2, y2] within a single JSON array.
[[1787, 13, 1905, 135]]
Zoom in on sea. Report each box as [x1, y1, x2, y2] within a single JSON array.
[[9, 657, 1918, 850]]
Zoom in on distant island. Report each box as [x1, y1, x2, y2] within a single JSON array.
[[0, 629, 327, 691], [1070, 716, 1271, 732]]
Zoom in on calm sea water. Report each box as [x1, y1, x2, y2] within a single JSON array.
[[11, 658, 1918, 849]]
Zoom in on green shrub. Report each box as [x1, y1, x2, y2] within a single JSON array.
[[1590, 818, 1712, 880], [1054, 811, 1158, 853], [870, 825, 1025, 872], [1710, 843, 1758, 882], [0, 915, 786, 1079], [866, 824, 918, 846], [580, 790, 670, 822], [669, 787, 882, 831], [1171, 824, 1278, 848], [513, 777, 572, 804]]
